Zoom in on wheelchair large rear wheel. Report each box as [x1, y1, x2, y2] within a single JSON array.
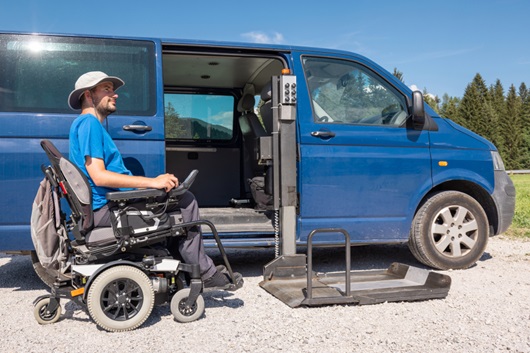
[[170, 288, 205, 323], [87, 265, 154, 332]]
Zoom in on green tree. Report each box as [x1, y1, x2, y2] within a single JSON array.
[[459, 74, 488, 134], [517, 82, 530, 168], [392, 68, 404, 83], [440, 93, 461, 123], [164, 102, 186, 138], [503, 84, 523, 169], [487, 80, 506, 153]]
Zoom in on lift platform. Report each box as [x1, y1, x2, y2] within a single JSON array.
[[259, 229, 451, 308]]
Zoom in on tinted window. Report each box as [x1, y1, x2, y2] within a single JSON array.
[[303, 57, 408, 126], [0, 34, 156, 115], [164, 93, 234, 141]]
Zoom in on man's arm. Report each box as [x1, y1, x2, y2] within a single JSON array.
[[85, 156, 178, 192]]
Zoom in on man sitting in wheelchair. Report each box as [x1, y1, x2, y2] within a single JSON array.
[[67, 71, 240, 289]]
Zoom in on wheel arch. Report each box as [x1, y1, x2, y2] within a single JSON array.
[[416, 180, 497, 236]]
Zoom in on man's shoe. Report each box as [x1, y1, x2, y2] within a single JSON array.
[[216, 264, 227, 273], [203, 270, 230, 289]]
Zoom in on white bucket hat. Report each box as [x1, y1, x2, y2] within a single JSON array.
[[68, 71, 125, 110]]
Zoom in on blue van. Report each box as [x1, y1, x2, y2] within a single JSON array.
[[0, 31, 515, 270]]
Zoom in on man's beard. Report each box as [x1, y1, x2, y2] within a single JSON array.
[[93, 96, 116, 117]]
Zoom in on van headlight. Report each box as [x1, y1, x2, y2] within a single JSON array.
[[491, 151, 505, 171]]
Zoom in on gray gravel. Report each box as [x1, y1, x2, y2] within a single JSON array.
[[1, 236, 529, 353]]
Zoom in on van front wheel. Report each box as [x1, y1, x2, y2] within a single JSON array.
[[409, 191, 489, 270]]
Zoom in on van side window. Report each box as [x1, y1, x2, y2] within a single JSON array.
[[302, 57, 408, 126], [0, 34, 156, 115], [164, 93, 234, 141]]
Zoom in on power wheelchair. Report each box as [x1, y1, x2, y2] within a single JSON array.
[[32, 139, 242, 332]]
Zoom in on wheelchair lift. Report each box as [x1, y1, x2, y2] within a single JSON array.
[[259, 228, 451, 308]]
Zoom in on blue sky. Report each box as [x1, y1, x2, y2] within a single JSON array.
[[2, 0, 529, 99]]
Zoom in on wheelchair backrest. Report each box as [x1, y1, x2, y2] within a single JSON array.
[[40, 139, 94, 239]]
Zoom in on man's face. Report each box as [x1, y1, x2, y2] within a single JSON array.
[[90, 81, 118, 117]]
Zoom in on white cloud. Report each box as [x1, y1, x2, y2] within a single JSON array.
[[209, 111, 234, 130], [242, 31, 285, 44]]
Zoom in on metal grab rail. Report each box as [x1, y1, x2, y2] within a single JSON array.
[[306, 228, 351, 301]]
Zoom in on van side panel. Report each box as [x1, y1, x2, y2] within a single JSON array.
[[0, 135, 71, 251]]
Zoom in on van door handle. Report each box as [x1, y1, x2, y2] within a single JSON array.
[[311, 130, 336, 138], [123, 125, 153, 132]]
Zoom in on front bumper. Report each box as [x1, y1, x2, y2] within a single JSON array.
[[492, 171, 516, 235]]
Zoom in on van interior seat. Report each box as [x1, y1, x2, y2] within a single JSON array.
[[237, 87, 274, 206], [258, 83, 274, 197], [238, 94, 266, 138], [259, 82, 273, 134]]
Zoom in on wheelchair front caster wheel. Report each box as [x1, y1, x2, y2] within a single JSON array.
[[171, 288, 205, 323], [34, 297, 61, 325]]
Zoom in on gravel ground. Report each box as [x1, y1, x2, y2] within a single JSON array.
[[1, 236, 529, 353]]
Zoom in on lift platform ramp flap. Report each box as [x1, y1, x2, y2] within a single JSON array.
[[259, 256, 451, 308], [259, 227, 451, 308]]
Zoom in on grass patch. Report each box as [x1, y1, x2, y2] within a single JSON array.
[[504, 174, 530, 238]]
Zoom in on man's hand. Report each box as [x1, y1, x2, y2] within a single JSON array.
[[153, 173, 179, 192]]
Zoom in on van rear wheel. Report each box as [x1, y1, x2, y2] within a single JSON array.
[[409, 191, 489, 270]]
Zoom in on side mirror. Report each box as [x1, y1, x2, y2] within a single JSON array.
[[411, 90, 425, 130]]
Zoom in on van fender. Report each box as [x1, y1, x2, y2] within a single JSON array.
[[411, 167, 497, 237], [431, 168, 494, 195], [408, 167, 494, 230]]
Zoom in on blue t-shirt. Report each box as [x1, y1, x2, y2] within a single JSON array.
[[69, 114, 133, 210]]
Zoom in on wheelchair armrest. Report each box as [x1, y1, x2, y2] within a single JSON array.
[[106, 188, 166, 201], [168, 169, 199, 198]]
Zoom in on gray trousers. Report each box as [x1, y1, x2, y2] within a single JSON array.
[[93, 190, 216, 280]]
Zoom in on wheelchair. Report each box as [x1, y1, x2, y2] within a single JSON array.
[[32, 139, 242, 332]]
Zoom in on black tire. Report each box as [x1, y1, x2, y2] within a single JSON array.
[[30, 251, 55, 288], [34, 297, 61, 325], [87, 266, 154, 332], [170, 288, 205, 323], [409, 191, 489, 270]]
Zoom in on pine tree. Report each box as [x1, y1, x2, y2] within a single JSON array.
[[164, 102, 186, 138], [518, 82, 530, 168], [440, 93, 461, 124], [459, 74, 488, 134], [504, 84, 523, 169], [487, 80, 505, 153], [458, 74, 503, 152], [392, 68, 404, 83]]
